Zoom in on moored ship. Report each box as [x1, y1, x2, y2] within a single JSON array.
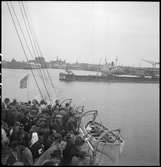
[[59, 71, 159, 83], [60, 59, 159, 83]]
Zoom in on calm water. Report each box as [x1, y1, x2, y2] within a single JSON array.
[[2, 69, 160, 165]]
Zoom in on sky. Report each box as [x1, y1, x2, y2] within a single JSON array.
[[2, 1, 160, 67]]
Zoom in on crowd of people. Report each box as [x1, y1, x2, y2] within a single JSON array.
[[1, 98, 90, 166]]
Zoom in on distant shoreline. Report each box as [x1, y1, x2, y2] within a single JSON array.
[[1, 67, 97, 72]]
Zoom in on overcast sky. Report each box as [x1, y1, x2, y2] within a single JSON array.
[[2, 1, 159, 67]]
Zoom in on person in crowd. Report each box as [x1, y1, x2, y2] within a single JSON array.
[[2, 103, 7, 122], [39, 99, 47, 114], [10, 99, 18, 106], [4, 98, 10, 109], [53, 99, 61, 111], [2, 127, 9, 148], [1, 97, 91, 166], [64, 103, 70, 112], [6, 143, 33, 165], [61, 135, 87, 165], [51, 114, 65, 136], [9, 121, 29, 148], [29, 132, 45, 160]]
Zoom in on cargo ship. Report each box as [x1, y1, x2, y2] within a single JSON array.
[[59, 71, 159, 83]]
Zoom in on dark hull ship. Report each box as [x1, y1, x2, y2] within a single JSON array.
[[59, 72, 159, 83]]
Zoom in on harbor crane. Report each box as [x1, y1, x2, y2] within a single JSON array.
[[141, 59, 159, 68]]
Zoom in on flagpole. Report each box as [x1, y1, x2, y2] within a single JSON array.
[[27, 74, 29, 102]]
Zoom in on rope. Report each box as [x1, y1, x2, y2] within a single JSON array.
[[18, 1, 52, 104], [6, 2, 44, 100], [33, 36, 58, 97], [18, 1, 51, 103], [21, 1, 57, 99]]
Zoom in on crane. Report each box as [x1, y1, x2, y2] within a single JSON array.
[[141, 59, 159, 68], [96, 57, 103, 76], [115, 56, 118, 66]]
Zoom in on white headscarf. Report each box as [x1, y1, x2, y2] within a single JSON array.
[[30, 132, 39, 147]]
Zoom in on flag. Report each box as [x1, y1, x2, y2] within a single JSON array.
[[20, 74, 29, 89]]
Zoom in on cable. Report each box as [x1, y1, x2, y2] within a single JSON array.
[[21, 2, 57, 94], [18, 1, 52, 103], [9, 1, 53, 103], [33, 36, 57, 96], [19, 1, 49, 86], [17, 1, 52, 103], [21, 1, 57, 98], [6, 2, 44, 100]]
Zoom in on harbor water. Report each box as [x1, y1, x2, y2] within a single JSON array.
[[2, 68, 159, 165]]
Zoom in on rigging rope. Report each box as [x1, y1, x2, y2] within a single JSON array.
[[21, 1, 58, 99], [17, 1, 52, 104], [19, 2, 50, 84], [9, 1, 53, 103], [6, 2, 44, 100]]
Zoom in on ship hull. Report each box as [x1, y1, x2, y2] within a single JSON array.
[[59, 73, 159, 83]]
